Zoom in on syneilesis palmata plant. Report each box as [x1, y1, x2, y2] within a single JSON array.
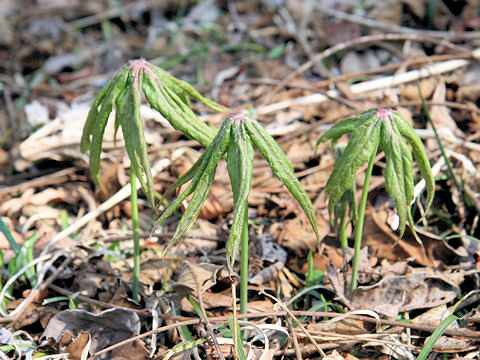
[[155, 112, 320, 314], [81, 58, 226, 301], [316, 108, 435, 294]]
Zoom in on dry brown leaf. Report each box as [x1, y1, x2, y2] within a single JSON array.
[[412, 304, 453, 327], [350, 271, 460, 318], [429, 79, 463, 137], [322, 350, 345, 360], [42, 308, 146, 360], [398, 78, 436, 100], [277, 214, 329, 255], [172, 261, 226, 294]]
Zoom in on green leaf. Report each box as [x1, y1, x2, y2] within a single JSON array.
[[8, 233, 38, 287], [167, 169, 216, 251], [87, 69, 130, 185], [226, 121, 254, 269], [142, 73, 216, 146], [393, 111, 435, 216], [129, 71, 155, 207], [332, 145, 357, 228], [155, 122, 232, 235], [80, 69, 127, 153], [315, 109, 376, 152], [0, 218, 20, 254], [324, 115, 380, 221], [245, 117, 320, 241], [116, 79, 149, 200], [268, 44, 285, 59], [417, 313, 458, 360], [151, 65, 228, 113], [381, 118, 415, 240]]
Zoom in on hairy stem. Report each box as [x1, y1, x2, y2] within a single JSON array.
[[350, 147, 377, 295], [130, 169, 140, 302], [240, 208, 249, 314]]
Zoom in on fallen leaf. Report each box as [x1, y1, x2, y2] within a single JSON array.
[[350, 271, 461, 318], [42, 308, 146, 360]]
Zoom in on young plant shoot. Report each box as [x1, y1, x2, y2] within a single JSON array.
[[316, 108, 435, 293], [81, 59, 226, 301], [155, 113, 320, 314]]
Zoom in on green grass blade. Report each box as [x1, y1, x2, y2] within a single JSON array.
[[228, 315, 247, 360], [246, 117, 320, 241], [0, 218, 20, 254], [417, 313, 458, 360]]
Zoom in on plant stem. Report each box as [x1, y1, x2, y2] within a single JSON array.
[[130, 169, 140, 302], [350, 148, 377, 295], [240, 208, 249, 314]]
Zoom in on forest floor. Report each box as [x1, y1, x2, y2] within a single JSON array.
[[1, 0, 480, 359]]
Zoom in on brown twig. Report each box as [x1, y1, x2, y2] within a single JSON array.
[[261, 33, 470, 106], [90, 309, 480, 359], [320, 6, 480, 41]]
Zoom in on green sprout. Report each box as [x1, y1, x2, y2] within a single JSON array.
[[316, 108, 435, 293], [155, 113, 320, 313], [81, 59, 226, 301]]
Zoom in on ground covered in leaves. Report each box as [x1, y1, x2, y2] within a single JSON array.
[[1, 0, 480, 359]]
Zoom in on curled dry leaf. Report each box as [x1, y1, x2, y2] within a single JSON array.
[[172, 261, 229, 294]]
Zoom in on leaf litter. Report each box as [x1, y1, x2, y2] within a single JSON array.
[[1, 1, 480, 359]]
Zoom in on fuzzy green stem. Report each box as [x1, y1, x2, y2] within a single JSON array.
[[240, 208, 249, 314], [350, 148, 377, 295], [130, 169, 140, 302], [339, 214, 349, 294]]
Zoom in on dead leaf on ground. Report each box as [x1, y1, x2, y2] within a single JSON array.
[[172, 261, 229, 294], [350, 271, 461, 318], [42, 308, 147, 360]]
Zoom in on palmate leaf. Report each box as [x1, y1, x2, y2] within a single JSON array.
[[324, 115, 380, 221], [245, 117, 320, 241], [381, 118, 416, 241], [226, 120, 254, 269]]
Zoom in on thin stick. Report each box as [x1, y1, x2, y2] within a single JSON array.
[[89, 309, 480, 358], [320, 6, 480, 41], [259, 290, 326, 357], [261, 33, 473, 105], [258, 50, 479, 115]]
